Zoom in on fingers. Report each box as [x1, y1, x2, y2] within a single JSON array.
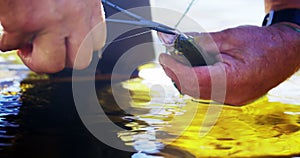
[[159, 53, 201, 97], [18, 31, 66, 73], [0, 31, 33, 51], [66, 25, 94, 70], [188, 30, 238, 54], [0, 0, 105, 73], [159, 53, 227, 101], [91, 20, 106, 52], [18, 25, 95, 73], [159, 55, 182, 91], [65, 2, 106, 69], [90, 2, 106, 51], [158, 31, 228, 65], [15, 13, 102, 72]]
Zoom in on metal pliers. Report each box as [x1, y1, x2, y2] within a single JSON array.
[[102, 0, 210, 66]]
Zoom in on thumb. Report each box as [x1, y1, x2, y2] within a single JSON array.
[[159, 53, 190, 76], [159, 53, 200, 95], [159, 53, 188, 89]]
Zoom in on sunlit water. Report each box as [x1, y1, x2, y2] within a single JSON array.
[[0, 65, 29, 154], [0, 61, 299, 158], [119, 64, 300, 157]]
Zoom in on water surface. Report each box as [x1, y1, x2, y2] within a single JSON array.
[[0, 62, 300, 158]]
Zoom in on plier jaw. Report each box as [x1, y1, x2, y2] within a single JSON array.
[[103, 0, 212, 67]]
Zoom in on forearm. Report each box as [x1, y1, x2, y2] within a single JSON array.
[[265, 0, 300, 12]]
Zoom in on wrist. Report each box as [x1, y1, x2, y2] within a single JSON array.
[[272, 22, 300, 61], [270, 22, 300, 43], [275, 22, 300, 34]]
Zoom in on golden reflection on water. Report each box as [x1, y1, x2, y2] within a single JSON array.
[[119, 63, 300, 157]]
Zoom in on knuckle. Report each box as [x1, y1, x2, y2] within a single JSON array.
[[71, 2, 89, 16]]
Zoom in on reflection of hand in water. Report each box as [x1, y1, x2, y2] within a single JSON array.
[[159, 25, 300, 105]]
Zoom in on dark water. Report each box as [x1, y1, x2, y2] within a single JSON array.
[[0, 73, 193, 158], [0, 80, 131, 158], [0, 72, 25, 154], [0, 90, 21, 150]]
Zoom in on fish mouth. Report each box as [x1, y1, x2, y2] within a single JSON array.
[[157, 32, 178, 47]]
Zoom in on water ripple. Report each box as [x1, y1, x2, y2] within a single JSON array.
[[0, 71, 28, 151]]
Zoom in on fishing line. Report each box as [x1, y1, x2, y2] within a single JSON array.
[[105, 30, 152, 44], [103, 0, 196, 44], [174, 0, 197, 28]]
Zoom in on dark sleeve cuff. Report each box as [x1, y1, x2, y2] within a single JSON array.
[[262, 9, 300, 26]]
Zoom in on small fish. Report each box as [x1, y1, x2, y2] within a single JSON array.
[[158, 32, 214, 67]]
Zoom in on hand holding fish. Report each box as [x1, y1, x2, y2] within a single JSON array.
[[159, 24, 300, 105]]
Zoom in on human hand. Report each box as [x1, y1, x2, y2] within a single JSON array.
[[159, 24, 300, 105], [0, 0, 106, 73]]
